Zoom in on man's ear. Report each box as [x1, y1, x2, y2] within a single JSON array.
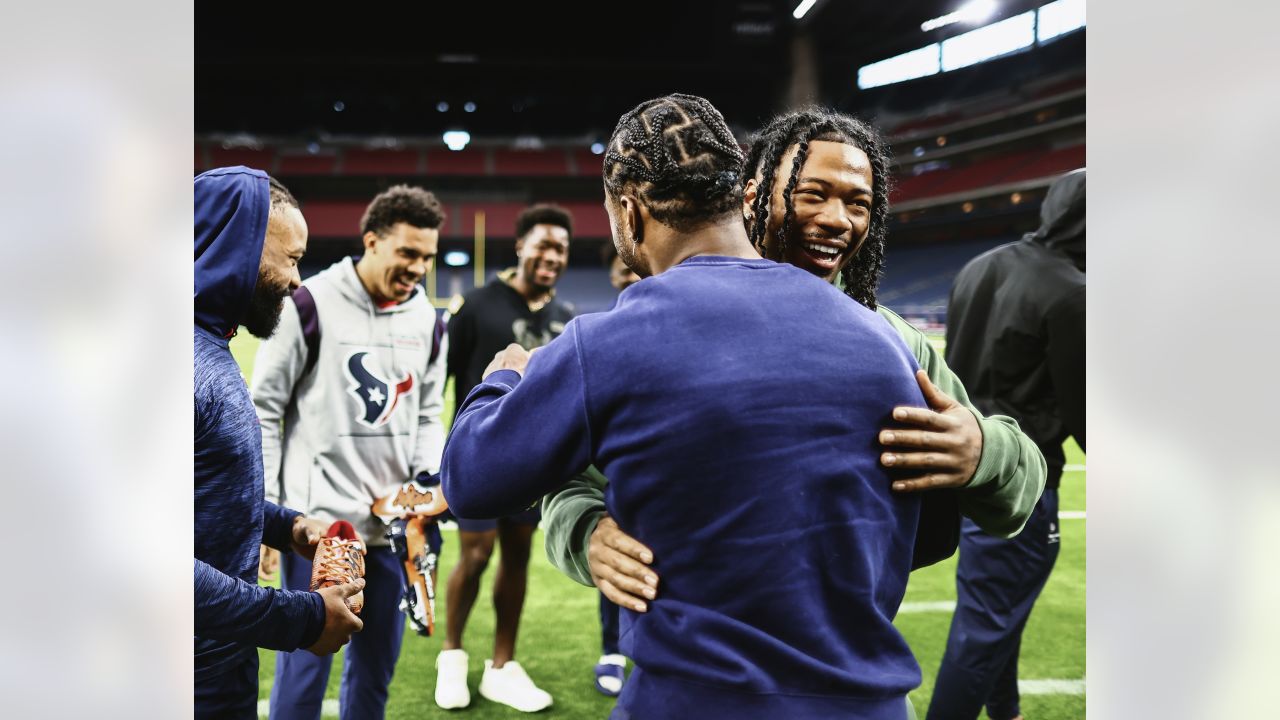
[[742, 178, 758, 218], [514, 235, 526, 257], [362, 231, 380, 253], [620, 194, 644, 244]]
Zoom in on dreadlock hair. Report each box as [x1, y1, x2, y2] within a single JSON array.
[[515, 203, 574, 241], [743, 108, 893, 309], [603, 93, 745, 231], [359, 184, 446, 236]]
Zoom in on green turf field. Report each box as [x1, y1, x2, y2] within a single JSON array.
[[231, 332, 1085, 719]]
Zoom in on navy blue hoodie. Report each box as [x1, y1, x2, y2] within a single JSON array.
[[443, 256, 926, 720], [194, 166, 324, 680]]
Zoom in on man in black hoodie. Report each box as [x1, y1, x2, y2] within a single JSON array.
[[927, 169, 1085, 720]]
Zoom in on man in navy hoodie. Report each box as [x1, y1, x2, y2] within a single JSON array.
[[195, 166, 365, 719], [442, 95, 927, 719]]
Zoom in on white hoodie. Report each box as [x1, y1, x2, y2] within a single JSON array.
[[252, 257, 447, 546]]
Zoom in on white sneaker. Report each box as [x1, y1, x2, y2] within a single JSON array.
[[478, 659, 553, 712], [435, 649, 471, 709]]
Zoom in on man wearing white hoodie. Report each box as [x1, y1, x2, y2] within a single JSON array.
[[252, 185, 449, 720]]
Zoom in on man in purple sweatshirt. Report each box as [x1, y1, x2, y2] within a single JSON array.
[[195, 166, 364, 719], [442, 95, 928, 719]]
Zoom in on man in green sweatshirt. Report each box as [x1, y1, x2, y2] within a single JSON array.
[[541, 109, 1046, 619]]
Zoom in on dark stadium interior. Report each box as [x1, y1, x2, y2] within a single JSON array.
[[197, 0, 1084, 324]]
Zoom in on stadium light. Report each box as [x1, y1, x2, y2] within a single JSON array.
[[442, 130, 471, 151], [921, 0, 997, 32], [1037, 0, 1085, 43], [444, 251, 471, 267], [590, 142, 605, 155], [858, 44, 940, 90], [940, 10, 1034, 71], [792, 0, 818, 20]]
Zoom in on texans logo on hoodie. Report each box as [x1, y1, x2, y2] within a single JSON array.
[[344, 351, 414, 428]]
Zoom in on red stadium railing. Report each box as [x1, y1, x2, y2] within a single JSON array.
[[424, 148, 487, 175], [892, 143, 1083, 205], [297, 199, 612, 239], [343, 148, 421, 175], [492, 149, 570, 176]]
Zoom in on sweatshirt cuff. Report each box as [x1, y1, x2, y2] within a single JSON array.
[[262, 502, 303, 552], [295, 589, 327, 650], [963, 409, 1002, 491], [484, 368, 522, 390]]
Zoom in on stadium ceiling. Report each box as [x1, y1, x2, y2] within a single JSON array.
[[197, 0, 1052, 139]]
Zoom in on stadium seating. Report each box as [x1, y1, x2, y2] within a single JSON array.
[[572, 149, 604, 177], [425, 148, 487, 175], [208, 146, 274, 171], [343, 148, 421, 175], [892, 143, 1084, 204], [877, 237, 1013, 322], [277, 152, 338, 175], [492, 149, 571, 176], [298, 199, 612, 239]]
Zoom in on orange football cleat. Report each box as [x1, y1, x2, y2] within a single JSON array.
[[309, 520, 367, 614]]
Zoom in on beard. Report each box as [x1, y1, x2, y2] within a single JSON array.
[[243, 268, 292, 339]]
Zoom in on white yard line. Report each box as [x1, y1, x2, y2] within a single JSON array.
[[1059, 510, 1086, 520], [898, 600, 957, 613], [258, 698, 339, 718], [1019, 678, 1086, 695], [1064, 464, 1086, 472]]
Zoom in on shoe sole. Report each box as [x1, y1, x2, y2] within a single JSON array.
[[477, 685, 552, 713]]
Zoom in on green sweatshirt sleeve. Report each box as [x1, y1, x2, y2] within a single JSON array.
[[542, 465, 610, 587], [876, 307, 1047, 538]]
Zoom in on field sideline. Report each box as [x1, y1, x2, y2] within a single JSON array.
[[230, 332, 1085, 719]]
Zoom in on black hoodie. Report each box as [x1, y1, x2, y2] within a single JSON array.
[[944, 169, 1086, 488]]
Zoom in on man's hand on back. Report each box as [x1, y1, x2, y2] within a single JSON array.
[[881, 370, 983, 493], [589, 515, 659, 613]]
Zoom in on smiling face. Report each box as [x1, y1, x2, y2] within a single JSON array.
[[749, 140, 874, 282], [245, 206, 308, 338], [357, 222, 438, 304], [515, 223, 570, 292]]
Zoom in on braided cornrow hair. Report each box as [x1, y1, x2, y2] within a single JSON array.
[[743, 108, 893, 309], [603, 93, 745, 231]]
